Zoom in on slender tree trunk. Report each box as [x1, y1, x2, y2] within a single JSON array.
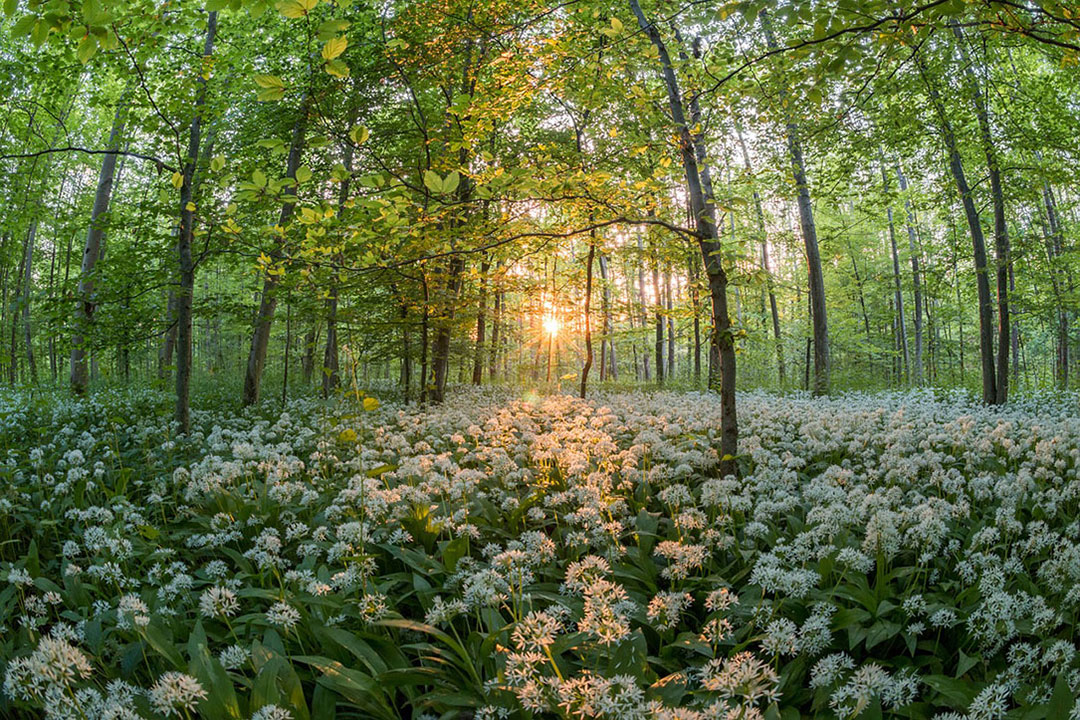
[[175, 11, 218, 431], [652, 244, 663, 384], [896, 161, 924, 384], [20, 221, 37, 384], [242, 94, 308, 406], [71, 100, 127, 395], [1039, 168, 1068, 389], [472, 258, 489, 385], [881, 156, 909, 383], [419, 273, 430, 404], [631, 0, 737, 475], [488, 275, 501, 381], [598, 253, 612, 381], [920, 61, 996, 403], [762, 11, 828, 395], [635, 233, 651, 381], [689, 252, 701, 383], [580, 240, 595, 398], [952, 24, 1009, 403], [665, 265, 674, 378], [736, 122, 784, 386]]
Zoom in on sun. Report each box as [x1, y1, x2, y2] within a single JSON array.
[[542, 315, 561, 336]]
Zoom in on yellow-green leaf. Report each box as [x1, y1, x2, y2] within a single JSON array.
[[171, 172, 184, 190], [321, 36, 346, 60], [349, 126, 369, 145], [257, 87, 285, 102], [77, 34, 97, 63], [324, 58, 349, 78], [253, 74, 284, 88], [423, 170, 442, 194]]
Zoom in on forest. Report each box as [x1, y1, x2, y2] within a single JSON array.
[[1, 0, 1080, 718]]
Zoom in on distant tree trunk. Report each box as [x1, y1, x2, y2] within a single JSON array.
[[71, 100, 127, 395], [488, 273, 501, 382], [635, 233, 651, 381], [665, 265, 674, 378], [598, 253, 614, 381], [1038, 166, 1068, 389], [631, 0, 737, 475], [762, 11, 828, 395], [896, 161, 924, 384], [431, 255, 464, 403], [472, 258, 489, 385], [302, 324, 317, 384], [159, 291, 177, 380], [881, 155, 909, 383], [689, 252, 701, 383], [398, 292, 412, 400], [175, 10, 218, 432], [920, 61, 996, 404], [652, 245, 664, 384], [419, 273, 430, 404], [323, 98, 357, 399], [736, 122, 784, 386], [580, 240, 595, 398], [21, 221, 37, 384], [952, 24, 1009, 404], [242, 95, 308, 407]]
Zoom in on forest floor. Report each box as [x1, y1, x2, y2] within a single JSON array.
[[2, 386, 1079, 719]]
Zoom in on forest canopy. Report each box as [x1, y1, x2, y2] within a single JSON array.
[[0, 0, 1078, 429]]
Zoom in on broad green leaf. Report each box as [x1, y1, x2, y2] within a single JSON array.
[[423, 170, 442, 194], [442, 170, 461, 194], [77, 34, 97, 63], [324, 58, 349, 78], [321, 36, 346, 60]]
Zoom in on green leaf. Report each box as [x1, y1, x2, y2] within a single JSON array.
[[349, 126, 369, 145], [423, 170, 442, 194], [321, 36, 346, 60], [11, 14, 35, 36], [1048, 674, 1073, 719], [442, 170, 460, 195], [252, 170, 267, 188], [77, 34, 97, 63], [253, 74, 284, 88], [257, 86, 286, 102], [4, 0, 17, 16], [324, 58, 349, 78], [295, 165, 312, 184], [187, 622, 242, 720]]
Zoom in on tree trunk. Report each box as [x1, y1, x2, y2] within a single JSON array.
[[881, 155, 909, 383], [736, 122, 784, 386], [762, 11, 828, 395], [242, 95, 309, 406], [472, 258, 489, 385], [652, 244, 663, 384], [175, 10, 218, 432], [20, 221, 37, 384], [631, 0, 737, 475], [489, 275, 501, 381], [580, 240, 595, 397], [635, 233, 651, 381], [952, 24, 1009, 404], [71, 100, 127, 395], [920, 61, 996, 403], [896, 161, 924, 384]]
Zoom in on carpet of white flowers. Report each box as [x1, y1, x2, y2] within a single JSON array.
[[3, 387, 1080, 720]]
